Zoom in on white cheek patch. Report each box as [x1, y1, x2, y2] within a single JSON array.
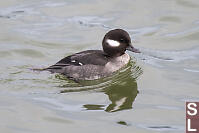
[[79, 62, 83, 66], [106, 39, 120, 47]]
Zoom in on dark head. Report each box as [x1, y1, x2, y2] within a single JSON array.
[[102, 29, 140, 57]]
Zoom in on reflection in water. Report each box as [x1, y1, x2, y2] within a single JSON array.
[[59, 60, 142, 112], [103, 76, 138, 112]]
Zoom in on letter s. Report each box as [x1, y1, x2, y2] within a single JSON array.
[[187, 103, 197, 116]]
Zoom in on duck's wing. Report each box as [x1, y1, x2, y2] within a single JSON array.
[[45, 50, 109, 71]]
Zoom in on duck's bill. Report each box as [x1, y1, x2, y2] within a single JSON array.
[[126, 45, 141, 53]]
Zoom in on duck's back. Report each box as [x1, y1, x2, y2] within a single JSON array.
[[56, 50, 109, 66]]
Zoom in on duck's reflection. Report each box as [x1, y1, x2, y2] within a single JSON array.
[[82, 73, 139, 112], [104, 77, 138, 112], [59, 60, 142, 113]]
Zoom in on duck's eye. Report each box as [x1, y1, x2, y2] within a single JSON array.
[[120, 38, 125, 42]]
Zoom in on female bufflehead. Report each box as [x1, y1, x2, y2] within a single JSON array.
[[45, 29, 140, 81]]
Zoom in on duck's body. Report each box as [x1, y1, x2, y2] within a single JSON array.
[[46, 50, 130, 80], [44, 29, 140, 81]]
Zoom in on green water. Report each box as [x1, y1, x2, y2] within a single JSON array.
[[0, 0, 199, 133]]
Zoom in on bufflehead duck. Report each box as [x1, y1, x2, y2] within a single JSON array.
[[45, 29, 140, 81]]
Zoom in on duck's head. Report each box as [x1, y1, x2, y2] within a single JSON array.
[[102, 29, 140, 57]]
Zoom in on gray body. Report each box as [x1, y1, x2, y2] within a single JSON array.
[[46, 50, 130, 80]]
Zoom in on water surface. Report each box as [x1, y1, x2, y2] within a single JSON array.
[[0, 0, 199, 133]]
